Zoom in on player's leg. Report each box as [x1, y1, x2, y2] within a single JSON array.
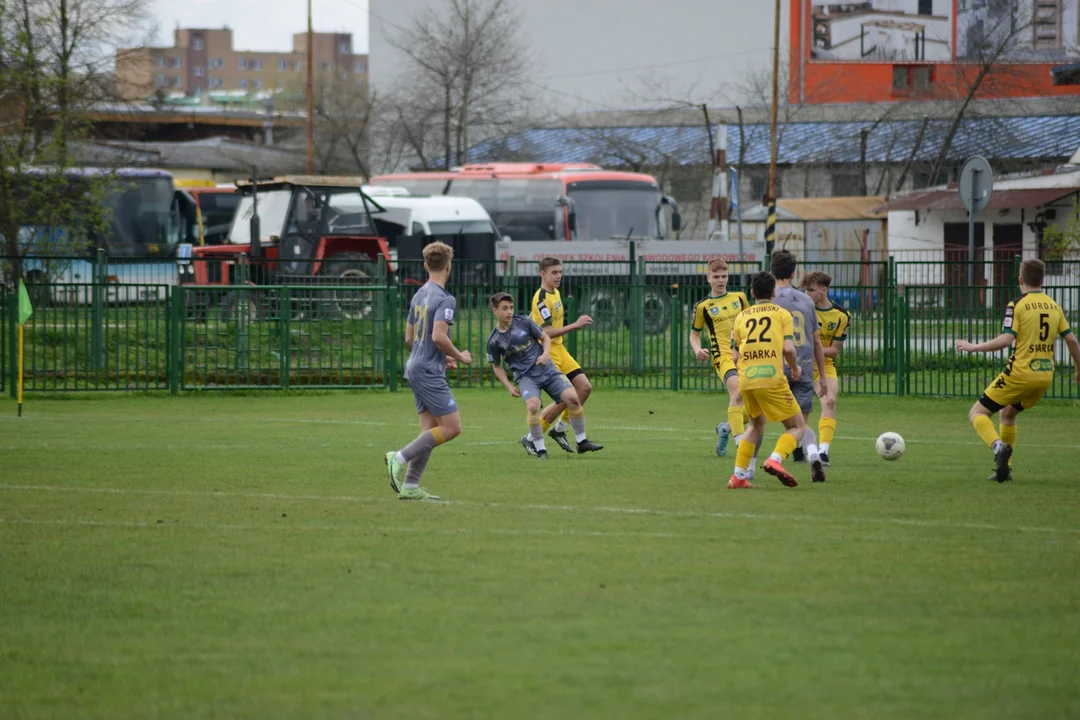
[[730, 389, 763, 488], [523, 395, 547, 459], [393, 383, 460, 500], [995, 403, 1020, 482], [558, 380, 603, 453], [969, 382, 1011, 483], [717, 365, 743, 457], [551, 347, 585, 432], [818, 375, 839, 465], [762, 390, 805, 488]]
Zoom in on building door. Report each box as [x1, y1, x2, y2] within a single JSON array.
[[944, 221, 985, 309], [992, 224, 1023, 310]]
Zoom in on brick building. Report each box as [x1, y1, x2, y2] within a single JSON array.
[[116, 27, 368, 100]]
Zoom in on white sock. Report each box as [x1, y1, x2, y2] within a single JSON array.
[[553, 418, 569, 433], [748, 457, 757, 476], [820, 442, 830, 454], [734, 466, 748, 479], [807, 443, 820, 460], [574, 430, 587, 443], [769, 452, 783, 463], [534, 436, 546, 452], [395, 451, 406, 465], [733, 433, 743, 448]]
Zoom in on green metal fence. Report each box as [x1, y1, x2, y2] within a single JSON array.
[[4, 257, 1080, 399]]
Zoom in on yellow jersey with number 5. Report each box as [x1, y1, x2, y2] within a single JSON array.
[[1001, 291, 1072, 383], [732, 302, 795, 390]]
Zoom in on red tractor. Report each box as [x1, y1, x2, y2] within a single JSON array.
[[182, 176, 390, 320]]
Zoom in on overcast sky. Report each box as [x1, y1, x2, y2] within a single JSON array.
[[152, 0, 372, 53]]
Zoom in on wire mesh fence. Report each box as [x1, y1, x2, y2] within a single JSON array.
[[4, 254, 1080, 399]]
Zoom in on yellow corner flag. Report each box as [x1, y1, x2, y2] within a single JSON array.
[[18, 280, 34, 326]]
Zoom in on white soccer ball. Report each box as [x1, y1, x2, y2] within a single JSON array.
[[876, 432, 905, 461]]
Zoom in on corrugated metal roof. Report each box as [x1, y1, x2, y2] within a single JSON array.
[[875, 187, 1080, 212], [466, 115, 1080, 167]]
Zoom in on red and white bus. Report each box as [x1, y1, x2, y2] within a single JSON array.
[[371, 163, 682, 242]]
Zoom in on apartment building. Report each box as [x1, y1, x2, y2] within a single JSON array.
[[116, 27, 368, 100]]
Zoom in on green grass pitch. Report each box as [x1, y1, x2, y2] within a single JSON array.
[[2, 390, 1079, 719]]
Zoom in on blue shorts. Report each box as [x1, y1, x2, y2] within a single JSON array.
[[407, 374, 458, 417], [517, 364, 573, 404]]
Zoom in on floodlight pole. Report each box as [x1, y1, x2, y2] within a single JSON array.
[[306, 0, 315, 174], [765, 0, 781, 270]]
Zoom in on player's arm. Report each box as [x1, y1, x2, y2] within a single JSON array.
[[956, 333, 1014, 354], [1063, 331, 1080, 382], [826, 314, 848, 359], [783, 337, 800, 381], [730, 327, 740, 369], [491, 362, 520, 397], [405, 321, 416, 349], [536, 331, 552, 365], [812, 328, 827, 381], [689, 303, 709, 361], [543, 318, 591, 339]]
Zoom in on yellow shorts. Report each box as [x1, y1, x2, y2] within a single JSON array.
[[714, 357, 738, 382], [980, 374, 1050, 412], [813, 364, 838, 383], [549, 343, 583, 380], [741, 385, 801, 423]]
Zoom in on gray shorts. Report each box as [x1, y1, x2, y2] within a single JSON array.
[[788, 376, 815, 414], [518, 364, 573, 404], [408, 374, 458, 417]]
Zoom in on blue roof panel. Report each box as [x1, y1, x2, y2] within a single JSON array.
[[465, 115, 1080, 167]]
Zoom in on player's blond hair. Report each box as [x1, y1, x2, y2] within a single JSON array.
[[423, 241, 454, 272], [1020, 259, 1045, 288], [800, 271, 832, 289], [538, 257, 562, 272], [706, 258, 728, 273]]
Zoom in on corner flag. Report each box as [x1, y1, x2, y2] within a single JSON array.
[[18, 280, 34, 325]]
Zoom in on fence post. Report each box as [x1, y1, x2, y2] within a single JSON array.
[[894, 291, 907, 396], [7, 291, 16, 399], [387, 282, 398, 392], [234, 254, 250, 370], [565, 294, 579, 359], [168, 286, 181, 394], [279, 286, 291, 390], [631, 257, 645, 374], [885, 255, 896, 373], [669, 285, 680, 391], [91, 247, 106, 373]]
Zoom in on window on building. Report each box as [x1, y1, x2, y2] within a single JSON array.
[[339, 41, 350, 53], [831, 172, 862, 197], [239, 78, 248, 89], [254, 78, 264, 90], [169, 56, 182, 68], [892, 66, 909, 92], [192, 38, 204, 50], [750, 175, 781, 203], [208, 58, 223, 69], [294, 61, 302, 71], [913, 66, 932, 91], [319, 62, 331, 71], [252, 59, 262, 70], [893, 65, 934, 94], [172, 76, 183, 88], [194, 66, 204, 77], [155, 75, 168, 87], [354, 60, 366, 74], [277, 59, 288, 71], [208, 77, 223, 88], [154, 55, 166, 68], [238, 58, 249, 70]]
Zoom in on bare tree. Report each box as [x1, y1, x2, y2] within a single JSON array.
[[385, 0, 531, 169], [0, 0, 155, 273]]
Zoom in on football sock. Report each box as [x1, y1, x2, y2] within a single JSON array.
[[528, 409, 546, 452], [560, 408, 571, 424], [568, 408, 587, 443], [802, 426, 818, 450], [1000, 424, 1016, 465], [819, 417, 836, 445], [727, 407, 746, 436], [734, 439, 755, 479], [771, 433, 798, 463], [972, 415, 1000, 449], [541, 415, 553, 433], [400, 428, 445, 463], [402, 449, 431, 490], [820, 442, 831, 455]]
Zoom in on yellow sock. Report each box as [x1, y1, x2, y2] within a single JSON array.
[[819, 417, 836, 445], [773, 433, 798, 461], [727, 406, 746, 436], [560, 408, 570, 424], [430, 427, 448, 445], [541, 417, 552, 432], [972, 415, 1000, 449], [735, 439, 755, 471], [1000, 424, 1016, 465]]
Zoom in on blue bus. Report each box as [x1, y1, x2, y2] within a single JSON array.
[[13, 167, 186, 305]]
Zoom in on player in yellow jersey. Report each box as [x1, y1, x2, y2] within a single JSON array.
[[800, 271, 850, 466], [728, 272, 807, 489], [690, 258, 750, 457], [530, 257, 599, 454], [957, 259, 1080, 482]]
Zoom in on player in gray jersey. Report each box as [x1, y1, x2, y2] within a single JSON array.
[[385, 242, 473, 501], [486, 293, 602, 458], [770, 250, 828, 482]]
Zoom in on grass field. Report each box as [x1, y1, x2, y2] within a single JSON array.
[[2, 389, 1079, 719]]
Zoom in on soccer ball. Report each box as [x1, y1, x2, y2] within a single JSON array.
[[876, 432, 905, 461]]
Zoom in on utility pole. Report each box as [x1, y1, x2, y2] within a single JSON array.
[[765, 0, 781, 269], [306, 0, 315, 174]]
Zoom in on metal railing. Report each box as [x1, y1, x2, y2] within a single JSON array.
[[4, 253, 1080, 399]]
